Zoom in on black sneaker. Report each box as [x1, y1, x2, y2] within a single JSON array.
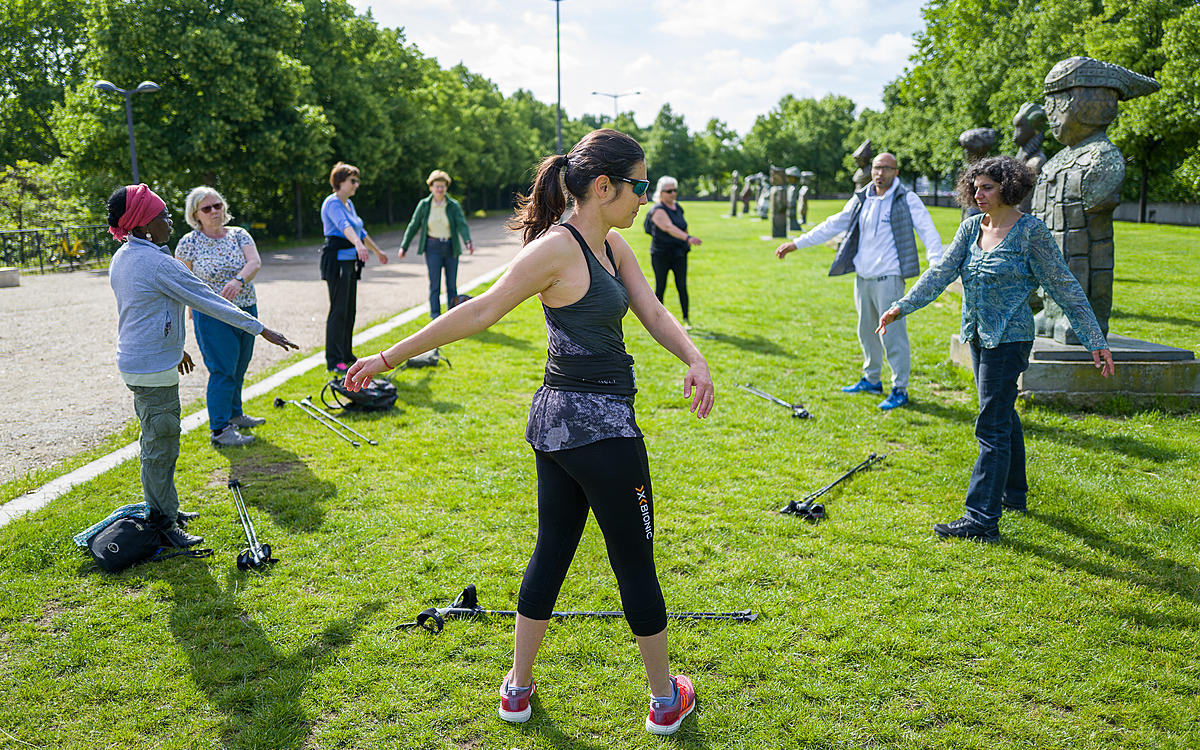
[[933, 517, 999, 542], [176, 510, 201, 528], [163, 525, 204, 548], [1001, 499, 1028, 513]]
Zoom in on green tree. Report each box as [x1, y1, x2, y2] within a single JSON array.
[[644, 104, 697, 188], [743, 94, 856, 193], [0, 0, 87, 164]]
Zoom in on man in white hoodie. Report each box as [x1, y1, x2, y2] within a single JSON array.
[[107, 184, 297, 548], [775, 153, 943, 410]]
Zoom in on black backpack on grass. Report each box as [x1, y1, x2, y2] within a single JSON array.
[[87, 517, 212, 574], [322, 376, 398, 411]]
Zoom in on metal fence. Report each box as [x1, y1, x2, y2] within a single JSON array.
[[0, 225, 119, 274]]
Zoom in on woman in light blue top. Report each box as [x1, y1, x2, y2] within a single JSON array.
[[879, 156, 1115, 541], [320, 162, 389, 373]]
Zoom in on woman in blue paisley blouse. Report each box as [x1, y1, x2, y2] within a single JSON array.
[[175, 186, 267, 448], [878, 155, 1115, 542]]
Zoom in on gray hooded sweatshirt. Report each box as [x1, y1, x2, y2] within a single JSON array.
[[109, 235, 264, 374]]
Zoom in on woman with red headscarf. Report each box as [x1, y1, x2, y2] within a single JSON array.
[[106, 184, 299, 548]]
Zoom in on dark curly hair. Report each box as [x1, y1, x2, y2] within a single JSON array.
[[106, 186, 128, 229], [956, 155, 1037, 210]]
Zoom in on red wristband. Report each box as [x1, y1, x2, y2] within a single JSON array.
[[379, 350, 394, 369]]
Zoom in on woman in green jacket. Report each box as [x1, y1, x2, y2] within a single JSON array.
[[401, 170, 474, 318]]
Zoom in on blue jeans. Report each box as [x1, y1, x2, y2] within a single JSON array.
[[193, 304, 257, 432], [425, 237, 458, 318], [964, 339, 1033, 528]]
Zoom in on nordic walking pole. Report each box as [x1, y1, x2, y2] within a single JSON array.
[[299, 396, 378, 445], [736, 383, 810, 418], [781, 452, 886, 517], [273, 397, 360, 447]]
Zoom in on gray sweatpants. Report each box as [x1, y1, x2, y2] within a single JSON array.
[[853, 274, 910, 389], [127, 384, 181, 526]]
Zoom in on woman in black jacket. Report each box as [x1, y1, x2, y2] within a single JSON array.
[[647, 176, 702, 328]]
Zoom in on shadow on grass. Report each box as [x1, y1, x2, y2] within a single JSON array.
[[218, 439, 335, 533], [907, 399, 1181, 462], [1005, 511, 1200, 609], [470, 329, 535, 350], [389, 372, 463, 414], [157, 562, 382, 749], [689, 328, 795, 359], [1110, 308, 1200, 330]]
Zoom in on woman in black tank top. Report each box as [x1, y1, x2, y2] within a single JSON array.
[[344, 129, 714, 735]]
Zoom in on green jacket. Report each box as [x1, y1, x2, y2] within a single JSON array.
[[401, 194, 472, 256]]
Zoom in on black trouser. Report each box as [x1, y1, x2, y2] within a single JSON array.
[[325, 259, 358, 369], [651, 252, 689, 320], [519, 438, 667, 637]]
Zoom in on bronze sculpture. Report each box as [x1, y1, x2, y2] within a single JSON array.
[[851, 140, 873, 191], [785, 167, 803, 231], [958, 128, 1000, 221], [798, 172, 814, 226], [1012, 102, 1049, 214], [769, 166, 788, 237], [729, 170, 740, 217], [1031, 56, 1160, 345]]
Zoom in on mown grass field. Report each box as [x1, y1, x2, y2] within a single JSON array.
[[1, 200, 1198, 749]]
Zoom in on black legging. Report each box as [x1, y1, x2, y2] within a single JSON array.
[[518, 437, 667, 636], [325, 259, 358, 369], [651, 253, 689, 320]]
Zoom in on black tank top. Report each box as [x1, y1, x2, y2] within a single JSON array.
[[542, 224, 629, 355], [648, 202, 689, 258]]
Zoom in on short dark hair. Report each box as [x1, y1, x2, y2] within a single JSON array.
[[329, 162, 361, 191], [106, 186, 128, 229], [956, 155, 1037, 210]]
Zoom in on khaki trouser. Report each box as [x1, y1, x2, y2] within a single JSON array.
[[853, 274, 910, 390], [127, 383, 181, 527]]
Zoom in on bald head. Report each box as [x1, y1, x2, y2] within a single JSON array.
[[871, 153, 899, 195]]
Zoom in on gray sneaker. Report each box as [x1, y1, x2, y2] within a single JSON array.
[[211, 425, 255, 447], [229, 414, 266, 428]]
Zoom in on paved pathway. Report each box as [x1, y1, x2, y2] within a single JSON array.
[[0, 215, 523, 483]]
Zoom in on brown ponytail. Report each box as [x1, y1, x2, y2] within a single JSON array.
[[508, 129, 645, 246]]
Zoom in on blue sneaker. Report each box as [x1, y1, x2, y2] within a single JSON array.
[[878, 387, 909, 410], [842, 378, 883, 394]]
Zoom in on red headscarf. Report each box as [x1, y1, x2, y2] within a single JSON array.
[[109, 184, 167, 241]]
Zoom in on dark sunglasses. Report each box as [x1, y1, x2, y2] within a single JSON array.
[[661, 188, 677, 193], [198, 202, 224, 214], [608, 175, 650, 197]]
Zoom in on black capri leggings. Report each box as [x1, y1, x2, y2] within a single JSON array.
[[518, 437, 667, 637], [651, 253, 689, 320]]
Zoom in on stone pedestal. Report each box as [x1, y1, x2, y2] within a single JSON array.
[[949, 333, 1200, 409], [0, 267, 19, 288]]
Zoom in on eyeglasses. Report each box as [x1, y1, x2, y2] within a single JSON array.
[[198, 203, 224, 214], [871, 166, 898, 174], [661, 188, 677, 193], [608, 175, 650, 196]]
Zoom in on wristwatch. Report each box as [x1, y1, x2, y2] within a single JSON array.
[[234, 275, 245, 285]]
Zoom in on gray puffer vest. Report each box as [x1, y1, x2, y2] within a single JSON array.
[[828, 182, 920, 279]]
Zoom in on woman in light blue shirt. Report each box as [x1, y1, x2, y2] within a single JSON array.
[[879, 156, 1114, 541], [321, 162, 389, 373]]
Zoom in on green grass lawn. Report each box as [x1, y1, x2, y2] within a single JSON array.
[[2, 201, 1198, 749]]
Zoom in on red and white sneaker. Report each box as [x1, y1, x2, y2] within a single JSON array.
[[498, 677, 535, 723], [645, 675, 696, 735]]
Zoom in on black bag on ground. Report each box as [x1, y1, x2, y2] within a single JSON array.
[[87, 517, 211, 573], [322, 376, 398, 411]]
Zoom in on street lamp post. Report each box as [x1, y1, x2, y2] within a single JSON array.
[[549, 0, 563, 154], [591, 91, 640, 124], [94, 80, 161, 184]]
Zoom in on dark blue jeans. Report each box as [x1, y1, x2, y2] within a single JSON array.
[[194, 304, 257, 432], [424, 237, 458, 318], [964, 339, 1033, 528]]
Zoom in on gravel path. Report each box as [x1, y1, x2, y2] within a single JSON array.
[[0, 215, 524, 483]]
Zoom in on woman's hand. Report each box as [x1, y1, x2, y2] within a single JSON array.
[[376, 250, 389, 265], [466, 241, 475, 255], [399, 247, 408, 259], [260, 328, 299, 351], [356, 245, 368, 263], [345, 353, 390, 391], [775, 241, 796, 259], [220, 278, 242, 300], [683, 362, 715, 418], [1093, 348, 1115, 378], [877, 307, 902, 335], [687, 236, 702, 246], [178, 351, 195, 375]]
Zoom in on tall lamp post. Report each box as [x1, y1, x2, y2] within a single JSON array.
[[94, 80, 161, 184], [549, 0, 563, 154], [591, 91, 640, 124]]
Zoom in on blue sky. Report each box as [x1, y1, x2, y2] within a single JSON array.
[[350, 0, 929, 134]]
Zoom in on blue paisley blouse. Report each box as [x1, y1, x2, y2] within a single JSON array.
[[894, 213, 1108, 351]]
